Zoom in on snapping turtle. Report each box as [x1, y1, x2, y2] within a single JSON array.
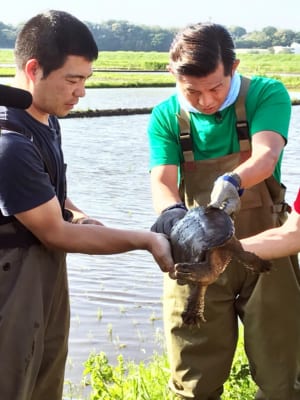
[[170, 206, 272, 326]]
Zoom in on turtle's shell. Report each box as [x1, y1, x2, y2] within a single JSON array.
[[170, 206, 234, 264]]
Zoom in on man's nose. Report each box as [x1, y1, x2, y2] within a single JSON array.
[[198, 92, 213, 107], [74, 85, 86, 98]]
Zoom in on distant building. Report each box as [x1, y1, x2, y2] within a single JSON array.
[[273, 43, 300, 54], [290, 42, 300, 54], [273, 46, 292, 54]]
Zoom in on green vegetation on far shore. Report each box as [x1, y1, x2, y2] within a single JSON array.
[[1, 51, 300, 91], [88, 71, 176, 88]]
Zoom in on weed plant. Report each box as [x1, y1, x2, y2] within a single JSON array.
[[69, 330, 257, 400]]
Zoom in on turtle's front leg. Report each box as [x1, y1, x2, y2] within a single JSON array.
[[174, 257, 215, 284], [226, 236, 272, 273]]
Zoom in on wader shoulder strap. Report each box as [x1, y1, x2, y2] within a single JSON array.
[[0, 119, 66, 211], [235, 76, 251, 155], [0, 120, 32, 226], [0, 119, 56, 186], [176, 75, 251, 162], [0, 119, 59, 247], [0, 119, 31, 138], [176, 108, 194, 162]]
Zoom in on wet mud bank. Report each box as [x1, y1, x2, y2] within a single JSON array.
[[63, 107, 152, 118], [63, 100, 300, 119]]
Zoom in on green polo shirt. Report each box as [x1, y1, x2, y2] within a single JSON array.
[[147, 76, 291, 182]]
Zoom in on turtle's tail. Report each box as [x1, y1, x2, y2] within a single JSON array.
[[182, 283, 207, 326], [182, 284, 207, 326], [198, 285, 207, 322]]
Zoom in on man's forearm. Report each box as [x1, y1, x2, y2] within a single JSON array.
[[241, 211, 300, 259]]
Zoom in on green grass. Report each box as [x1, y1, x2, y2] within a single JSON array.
[[1, 50, 300, 72], [236, 53, 300, 75], [1, 50, 299, 90], [0, 49, 15, 64], [94, 51, 169, 71], [0, 50, 169, 72], [64, 328, 257, 400], [87, 71, 175, 88]]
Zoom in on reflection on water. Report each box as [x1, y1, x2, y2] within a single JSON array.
[[62, 104, 300, 386], [74, 87, 176, 110], [62, 114, 165, 384]]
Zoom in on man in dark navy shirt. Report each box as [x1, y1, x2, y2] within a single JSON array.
[[0, 11, 174, 400]]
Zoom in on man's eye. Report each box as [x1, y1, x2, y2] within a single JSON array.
[[211, 85, 222, 92], [67, 78, 80, 84]]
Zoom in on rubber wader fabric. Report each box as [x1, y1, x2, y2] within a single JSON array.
[[164, 152, 300, 399], [0, 230, 70, 400]]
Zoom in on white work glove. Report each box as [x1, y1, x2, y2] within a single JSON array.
[[209, 172, 243, 216]]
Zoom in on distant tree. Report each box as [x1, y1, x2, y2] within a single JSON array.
[[149, 30, 175, 52], [272, 29, 296, 46], [262, 26, 277, 37], [85, 20, 174, 51], [0, 22, 18, 48], [242, 31, 272, 48], [228, 26, 247, 39], [0, 19, 299, 51], [294, 32, 300, 43], [235, 39, 257, 49]]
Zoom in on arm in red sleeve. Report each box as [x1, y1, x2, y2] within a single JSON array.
[[293, 189, 300, 214]]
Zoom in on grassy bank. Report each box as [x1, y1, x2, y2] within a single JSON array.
[[1, 51, 300, 90], [1, 50, 300, 73], [88, 71, 176, 88]]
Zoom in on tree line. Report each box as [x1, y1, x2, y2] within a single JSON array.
[[1, 20, 299, 51]]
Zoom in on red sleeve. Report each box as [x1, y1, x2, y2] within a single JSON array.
[[294, 189, 300, 214]]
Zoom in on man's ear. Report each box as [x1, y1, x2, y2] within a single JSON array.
[[25, 59, 42, 82], [167, 64, 175, 76], [232, 59, 240, 75]]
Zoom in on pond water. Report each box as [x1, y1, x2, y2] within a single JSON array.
[[74, 87, 176, 110], [61, 111, 170, 385], [60, 87, 300, 390]]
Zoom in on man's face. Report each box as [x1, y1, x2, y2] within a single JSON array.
[[176, 61, 238, 114], [32, 55, 93, 120]]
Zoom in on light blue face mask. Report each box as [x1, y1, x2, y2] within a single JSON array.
[[177, 72, 241, 114]]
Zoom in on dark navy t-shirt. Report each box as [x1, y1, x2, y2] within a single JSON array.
[[0, 107, 66, 217]]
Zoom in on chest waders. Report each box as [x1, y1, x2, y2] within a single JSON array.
[[0, 120, 70, 400], [164, 77, 300, 400]]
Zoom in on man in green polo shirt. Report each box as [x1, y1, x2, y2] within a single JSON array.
[[149, 22, 300, 400]]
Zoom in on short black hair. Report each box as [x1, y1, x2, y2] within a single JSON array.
[[15, 10, 98, 78], [169, 23, 236, 77]]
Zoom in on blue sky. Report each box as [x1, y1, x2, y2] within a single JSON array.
[[2, 0, 299, 32]]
